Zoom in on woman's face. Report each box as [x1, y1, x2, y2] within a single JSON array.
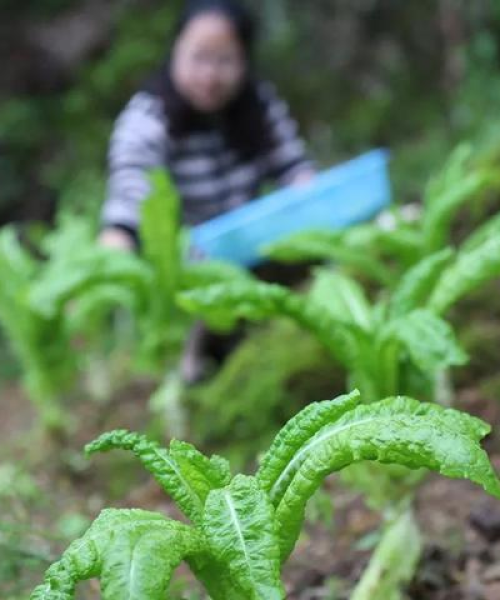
[[171, 12, 246, 112]]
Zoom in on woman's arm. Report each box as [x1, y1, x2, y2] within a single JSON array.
[[100, 92, 168, 249]]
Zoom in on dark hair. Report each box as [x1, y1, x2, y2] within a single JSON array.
[[143, 0, 273, 159], [174, 0, 256, 54]]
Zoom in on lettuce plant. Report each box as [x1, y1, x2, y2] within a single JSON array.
[[28, 172, 248, 376], [177, 224, 500, 597], [0, 216, 153, 430], [0, 226, 78, 429], [0, 171, 248, 428], [30, 390, 500, 599], [135, 170, 249, 370], [178, 223, 500, 406], [176, 238, 500, 500]]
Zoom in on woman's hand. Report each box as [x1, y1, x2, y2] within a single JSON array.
[[288, 168, 316, 187], [98, 227, 135, 251]]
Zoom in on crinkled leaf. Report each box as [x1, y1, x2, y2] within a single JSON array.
[[169, 439, 232, 489], [85, 430, 225, 525], [30, 509, 203, 600], [274, 397, 500, 560], [256, 390, 362, 505], [188, 557, 249, 600], [203, 475, 285, 599]]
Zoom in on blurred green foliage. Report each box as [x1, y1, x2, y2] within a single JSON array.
[[185, 319, 339, 467]]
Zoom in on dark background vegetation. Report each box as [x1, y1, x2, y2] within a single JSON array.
[[2, 0, 500, 225]]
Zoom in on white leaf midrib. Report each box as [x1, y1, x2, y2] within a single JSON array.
[[269, 406, 444, 504], [223, 490, 255, 583], [154, 448, 204, 516]]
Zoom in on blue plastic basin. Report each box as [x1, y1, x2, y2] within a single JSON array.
[[190, 148, 391, 266]]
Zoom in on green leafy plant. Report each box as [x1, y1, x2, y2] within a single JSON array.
[[0, 171, 248, 428], [176, 181, 500, 598], [185, 319, 335, 465], [135, 170, 249, 370], [0, 226, 76, 429], [30, 390, 500, 599], [178, 219, 500, 406], [176, 234, 500, 509], [0, 216, 152, 430]]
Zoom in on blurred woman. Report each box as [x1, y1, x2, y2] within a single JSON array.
[[100, 0, 314, 380], [100, 0, 314, 249]]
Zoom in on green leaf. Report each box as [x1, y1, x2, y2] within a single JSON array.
[[382, 309, 468, 373], [85, 430, 226, 525], [41, 212, 95, 259], [177, 279, 290, 331], [203, 474, 285, 599], [67, 283, 138, 333], [256, 390, 362, 505], [188, 557, 249, 600], [428, 235, 500, 314], [378, 228, 423, 265], [0, 226, 37, 277], [262, 229, 344, 262], [309, 268, 373, 330], [140, 169, 181, 305], [169, 439, 232, 489], [340, 462, 425, 510], [181, 260, 250, 290], [30, 509, 203, 600], [30, 246, 152, 319], [178, 279, 369, 373], [273, 396, 500, 560], [422, 144, 496, 252], [461, 211, 500, 252], [188, 319, 332, 455], [262, 229, 392, 285], [389, 248, 453, 317]]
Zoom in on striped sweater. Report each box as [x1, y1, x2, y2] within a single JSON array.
[[101, 80, 312, 232]]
